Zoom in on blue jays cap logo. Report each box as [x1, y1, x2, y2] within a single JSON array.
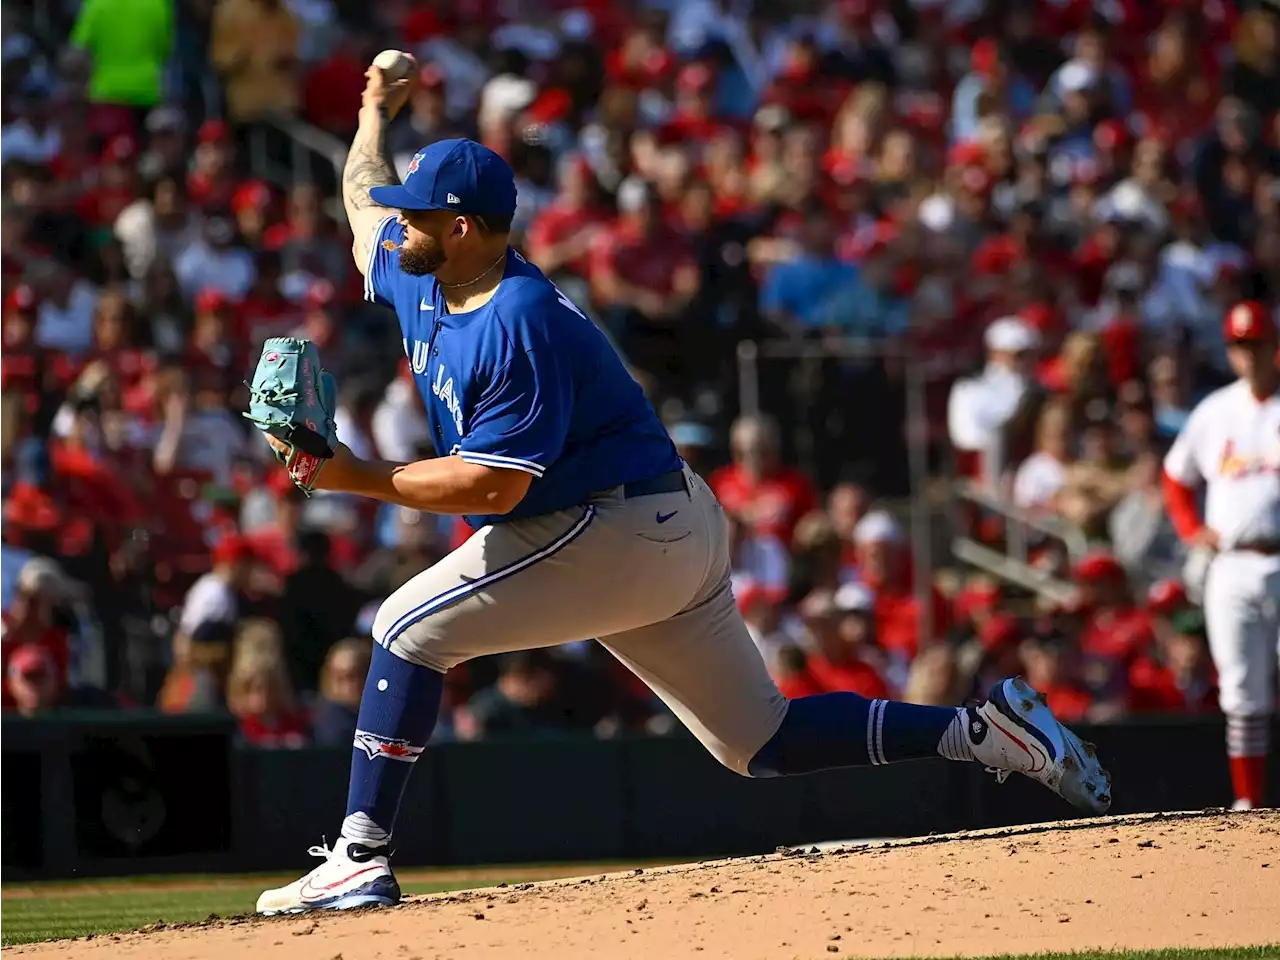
[[406, 152, 425, 176]]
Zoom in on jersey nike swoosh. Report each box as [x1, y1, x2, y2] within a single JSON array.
[[420, 298, 434, 311]]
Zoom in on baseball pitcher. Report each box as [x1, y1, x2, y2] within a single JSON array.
[[1162, 300, 1280, 810], [251, 60, 1111, 915]]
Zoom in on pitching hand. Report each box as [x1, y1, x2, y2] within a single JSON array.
[[263, 434, 357, 494], [362, 61, 417, 120]]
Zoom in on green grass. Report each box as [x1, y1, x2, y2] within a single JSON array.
[[0, 875, 535, 946], [941, 951, 1279, 960]]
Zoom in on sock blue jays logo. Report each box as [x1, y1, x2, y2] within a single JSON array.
[[354, 730, 425, 762]]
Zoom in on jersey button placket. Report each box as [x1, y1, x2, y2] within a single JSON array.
[[429, 321, 443, 439]]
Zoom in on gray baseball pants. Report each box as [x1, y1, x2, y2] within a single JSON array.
[[371, 464, 788, 774]]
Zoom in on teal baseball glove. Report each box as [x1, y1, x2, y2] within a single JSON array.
[[244, 337, 339, 495]]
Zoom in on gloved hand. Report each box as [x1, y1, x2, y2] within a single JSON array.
[[1181, 544, 1215, 607], [243, 337, 339, 495]]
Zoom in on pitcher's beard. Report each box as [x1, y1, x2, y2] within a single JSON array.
[[399, 241, 445, 276]]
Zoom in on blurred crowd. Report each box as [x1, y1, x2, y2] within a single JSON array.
[[3, 0, 1277, 745]]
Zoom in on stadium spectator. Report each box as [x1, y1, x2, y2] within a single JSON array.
[[174, 535, 250, 662], [726, 509, 789, 609], [1, 557, 73, 704], [210, 0, 301, 126], [948, 317, 1041, 482], [709, 414, 818, 543], [31, 260, 99, 355], [5, 644, 64, 717], [1012, 400, 1072, 511], [773, 583, 888, 699], [588, 176, 701, 392], [69, 0, 174, 135], [3, 0, 1277, 759], [525, 154, 608, 285], [1127, 609, 1218, 714], [311, 637, 371, 747], [760, 201, 857, 334], [1054, 408, 1130, 535], [951, 39, 1037, 146], [903, 644, 966, 707], [1109, 450, 1186, 589], [1073, 551, 1155, 706], [854, 510, 951, 677], [1018, 625, 1094, 724], [276, 527, 363, 692], [173, 215, 257, 303], [158, 618, 234, 714], [454, 649, 572, 741], [226, 638, 307, 748]]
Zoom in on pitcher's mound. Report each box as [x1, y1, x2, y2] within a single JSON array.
[[14, 810, 1280, 959]]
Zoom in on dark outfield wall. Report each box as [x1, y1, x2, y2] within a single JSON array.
[[3, 713, 1274, 880]]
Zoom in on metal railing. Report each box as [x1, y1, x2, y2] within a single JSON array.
[[245, 116, 348, 218], [735, 337, 1091, 610], [950, 479, 1089, 604], [735, 337, 937, 639]]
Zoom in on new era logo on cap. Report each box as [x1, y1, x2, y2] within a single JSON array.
[[447, 193, 461, 204]]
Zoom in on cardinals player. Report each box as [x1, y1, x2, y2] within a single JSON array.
[[1162, 300, 1280, 809]]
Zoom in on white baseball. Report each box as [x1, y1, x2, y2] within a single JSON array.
[[372, 50, 415, 83]]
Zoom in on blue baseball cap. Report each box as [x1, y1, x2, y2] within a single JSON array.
[[370, 138, 517, 219]]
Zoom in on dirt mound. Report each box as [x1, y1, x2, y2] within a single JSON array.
[[13, 810, 1280, 959]]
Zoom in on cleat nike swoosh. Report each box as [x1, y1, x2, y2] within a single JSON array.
[[988, 714, 1048, 774], [299, 864, 384, 901]]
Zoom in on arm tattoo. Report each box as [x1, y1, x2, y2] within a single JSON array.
[[342, 107, 397, 216]]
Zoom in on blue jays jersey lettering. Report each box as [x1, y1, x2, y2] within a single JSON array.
[[364, 215, 680, 527]]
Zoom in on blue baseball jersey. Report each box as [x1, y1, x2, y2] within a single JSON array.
[[363, 215, 681, 527]]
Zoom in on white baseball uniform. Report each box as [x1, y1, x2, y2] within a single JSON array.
[[1163, 380, 1280, 723]]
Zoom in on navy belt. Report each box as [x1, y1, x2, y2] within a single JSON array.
[[622, 469, 688, 500]]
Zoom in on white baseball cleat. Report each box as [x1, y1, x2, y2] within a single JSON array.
[[968, 676, 1113, 815], [256, 839, 401, 915]]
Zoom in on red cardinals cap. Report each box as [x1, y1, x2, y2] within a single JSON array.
[[1224, 300, 1277, 343], [1093, 119, 1132, 153], [418, 63, 446, 89], [5, 284, 37, 313], [231, 181, 272, 214], [7, 643, 57, 681], [212, 534, 251, 566], [195, 287, 231, 313], [971, 38, 1000, 77], [197, 119, 230, 144], [525, 88, 572, 125], [1146, 579, 1187, 614], [677, 63, 715, 94], [1072, 551, 1126, 582], [304, 279, 337, 310], [102, 134, 138, 164], [947, 141, 986, 168], [954, 580, 1001, 620], [266, 468, 298, 499], [978, 615, 1020, 653]]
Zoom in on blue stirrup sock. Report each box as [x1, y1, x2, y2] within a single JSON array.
[[747, 692, 973, 777], [340, 643, 444, 844]]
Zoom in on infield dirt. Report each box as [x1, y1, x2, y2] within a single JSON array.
[[10, 810, 1279, 959]]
